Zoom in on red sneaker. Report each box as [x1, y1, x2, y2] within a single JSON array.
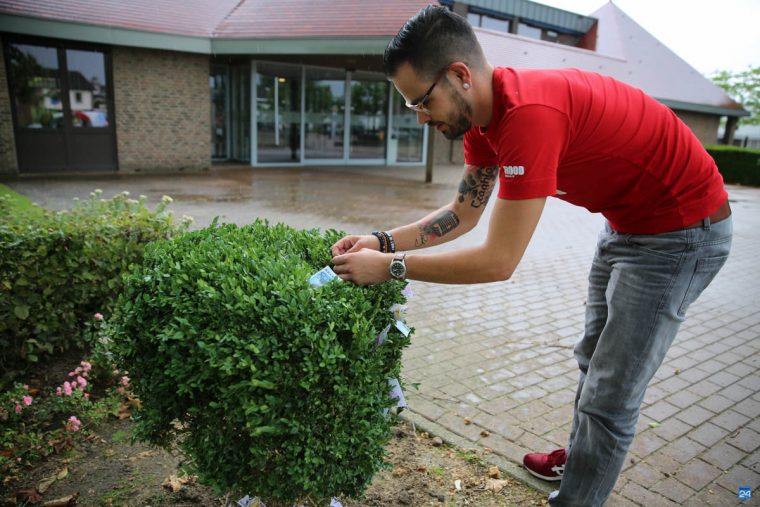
[[523, 448, 566, 481]]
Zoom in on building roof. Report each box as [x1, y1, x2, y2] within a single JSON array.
[[0, 0, 429, 39], [474, 2, 747, 117], [0, 0, 748, 117], [214, 0, 430, 38]]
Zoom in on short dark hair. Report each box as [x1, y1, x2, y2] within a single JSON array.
[[384, 5, 486, 79]]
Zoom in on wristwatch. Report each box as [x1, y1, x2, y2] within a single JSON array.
[[389, 252, 407, 280]]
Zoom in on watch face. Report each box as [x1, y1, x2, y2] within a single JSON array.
[[390, 261, 405, 278]]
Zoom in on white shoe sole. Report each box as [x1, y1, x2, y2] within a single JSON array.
[[525, 467, 563, 481]]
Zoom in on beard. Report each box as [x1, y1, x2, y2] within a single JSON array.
[[429, 88, 473, 140]]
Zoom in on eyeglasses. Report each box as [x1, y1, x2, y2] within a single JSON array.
[[405, 65, 450, 113]]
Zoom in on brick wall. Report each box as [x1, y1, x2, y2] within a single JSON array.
[[673, 110, 721, 145], [112, 47, 210, 173], [0, 39, 19, 175]]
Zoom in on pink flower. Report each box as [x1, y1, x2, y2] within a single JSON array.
[[71, 381, 78, 389], [80, 361, 92, 373], [15, 405, 22, 413], [94, 313, 103, 321], [77, 376, 87, 389], [117, 387, 125, 394], [63, 381, 72, 396], [22, 384, 29, 390], [65, 416, 81, 432], [84, 393, 90, 400], [120, 376, 130, 387], [56, 387, 63, 397], [22, 396, 32, 406]]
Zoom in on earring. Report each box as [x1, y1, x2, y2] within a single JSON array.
[[463, 83, 470, 90]]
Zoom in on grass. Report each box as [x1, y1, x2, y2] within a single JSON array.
[[0, 183, 45, 218]]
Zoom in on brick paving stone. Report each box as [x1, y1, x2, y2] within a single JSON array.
[[719, 383, 755, 403], [689, 422, 731, 447], [687, 379, 723, 398], [675, 366, 713, 383], [743, 449, 760, 475], [683, 486, 747, 507], [480, 433, 531, 464], [676, 404, 716, 426], [704, 441, 749, 471], [727, 427, 760, 453], [661, 436, 706, 464], [623, 460, 667, 488], [628, 430, 668, 459], [711, 409, 751, 433], [621, 481, 678, 506], [675, 459, 723, 491], [666, 389, 703, 409], [700, 394, 740, 414], [726, 361, 756, 378], [478, 395, 520, 416], [604, 493, 639, 507], [643, 399, 681, 421], [651, 417, 693, 441], [716, 465, 760, 493], [436, 411, 490, 442], [652, 477, 698, 504]]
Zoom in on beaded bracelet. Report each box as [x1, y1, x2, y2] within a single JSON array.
[[384, 231, 396, 253], [371, 231, 387, 253]]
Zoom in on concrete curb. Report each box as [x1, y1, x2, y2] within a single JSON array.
[[400, 409, 556, 497]]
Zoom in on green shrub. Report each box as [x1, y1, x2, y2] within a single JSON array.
[[0, 190, 190, 374], [110, 220, 413, 505], [705, 144, 760, 186]]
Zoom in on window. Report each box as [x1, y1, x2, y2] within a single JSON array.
[[517, 22, 542, 40], [8, 44, 62, 129]]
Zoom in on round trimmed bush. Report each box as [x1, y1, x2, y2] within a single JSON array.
[[110, 220, 412, 505]]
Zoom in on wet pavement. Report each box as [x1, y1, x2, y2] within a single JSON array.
[[6, 164, 760, 506]]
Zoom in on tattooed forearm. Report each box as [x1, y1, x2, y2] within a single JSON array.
[[415, 210, 461, 247], [458, 165, 498, 208]]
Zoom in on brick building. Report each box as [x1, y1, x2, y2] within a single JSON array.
[[0, 0, 748, 175]]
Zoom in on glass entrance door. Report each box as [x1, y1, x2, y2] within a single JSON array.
[[388, 88, 425, 163], [348, 72, 388, 161], [304, 67, 345, 161], [210, 64, 229, 159], [255, 63, 301, 163], [6, 41, 116, 172], [230, 63, 250, 162]]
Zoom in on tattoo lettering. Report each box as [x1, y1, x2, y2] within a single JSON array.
[[458, 166, 498, 208], [415, 210, 461, 247]]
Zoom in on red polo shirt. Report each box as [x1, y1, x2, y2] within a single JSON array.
[[463, 67, 727, 234]]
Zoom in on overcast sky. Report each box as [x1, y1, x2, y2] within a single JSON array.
[[537, 0, 760, 76]]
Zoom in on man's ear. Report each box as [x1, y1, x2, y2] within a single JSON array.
[[447, 61, 473, 89]]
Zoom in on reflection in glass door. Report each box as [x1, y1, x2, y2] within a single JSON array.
[[389, 88, 425, 163], [304, 67, 345, 160], [349, 72, 388, 161], [230, 64, 250, 162], [210, 64, 228, 159], [255, 63, 301, 163]]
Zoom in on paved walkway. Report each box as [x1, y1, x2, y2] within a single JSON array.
[[7, 164, 760, 506]]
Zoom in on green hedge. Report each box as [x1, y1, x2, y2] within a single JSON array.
[[0, 190, 189, 374], [705, 144, 760, 186], [110, 220, 413, 505]]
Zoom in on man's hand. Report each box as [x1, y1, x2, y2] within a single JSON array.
[[331, 234, 380, 256], [332, 249, 393, 285]]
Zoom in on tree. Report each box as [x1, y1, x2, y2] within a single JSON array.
[[711, 66, 760, 126]]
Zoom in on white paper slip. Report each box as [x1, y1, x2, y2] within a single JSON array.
[[402, 282, 413, 299], [375, 324, 391, 348], [238, 496, 265, 507], [395, 320, 411, 337], [330, 499, 343, 507], [308, 266, 341, 287], [388, 378, 407, 408], [389, 303, 407, 320]]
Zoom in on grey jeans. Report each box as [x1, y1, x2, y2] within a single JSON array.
[[550, 216, 733, 506]]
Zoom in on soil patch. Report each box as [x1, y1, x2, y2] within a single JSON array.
[[3, 417, 548, 507]]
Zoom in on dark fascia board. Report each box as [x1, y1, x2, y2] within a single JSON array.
[[0, 14, 211, 53], [0, 13, 388, 55], [658, 98, 750, 118], [210, 37, 389, 55]]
